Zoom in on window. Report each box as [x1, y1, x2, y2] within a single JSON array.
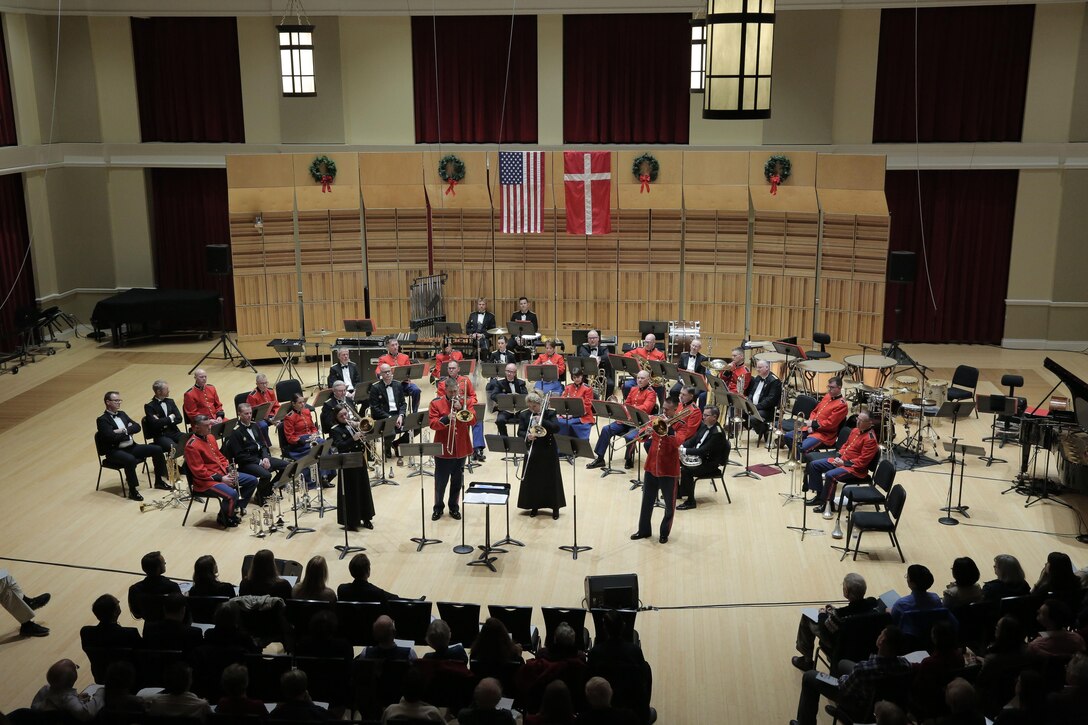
[[691, 19, 706, 92], [278, 25, 315, 96]]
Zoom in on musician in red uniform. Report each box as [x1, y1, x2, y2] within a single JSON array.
[[587, 370, 658, 470], [377, 338, 421, 413], [630, 397, 682, 544], [282, 392, 333, 487], [428, 380, 477, 520], [183, 369, 224, 424], [805, 411, 880, 509], [557, 369, 595, 441], [245, 373, 279, 446], [184, 415, 258, 528], [438, 362, 486, 462], [784, 377, 849, 458], [621, 334, 667, 397], [432, 340, 464, 382], [532, 339, 566, 395], [721, 348, 750, 395], [675, 387, 702, 445]]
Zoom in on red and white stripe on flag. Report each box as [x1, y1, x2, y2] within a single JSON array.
[[499, 151, 545, 234], [563, 151, 612, 236]]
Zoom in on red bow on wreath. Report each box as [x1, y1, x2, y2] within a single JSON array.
[[639, 174, 651, 194], [769, 174, 781, 196], [321, 174, 333, 193], [445, 179, 458, 196]]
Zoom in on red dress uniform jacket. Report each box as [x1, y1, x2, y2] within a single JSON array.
[[246, 388, 280, 419], [533, 352, 566, 376], [625, 385, 658, 416], [626, 347, 666, 363], [376, 352, 412, 375], [436, 376, 478, 407], [184, 433, 229, 493], [562, 383, 595, 424], [835, 428, 880, 478], [805, 393, 849, 447], [675, 403, 701, 444], [183, 384, 224, 422], [283, 408, 319, 445], [428, 397, 476, 459], [723, 364, 750, 394], [644, 426, 680, 478], [433, 350, 465, 379]]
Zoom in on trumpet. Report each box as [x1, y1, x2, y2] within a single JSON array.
[[516, 393, 551, 481], [632, 405, 697, 442]]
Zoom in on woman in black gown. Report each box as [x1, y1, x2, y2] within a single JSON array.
[[329, 407, 375, 530], [516, 392, 565, 519]]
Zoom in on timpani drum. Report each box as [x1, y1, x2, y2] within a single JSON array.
[[754, 352, 789, 381], [797, 359, 846, 395], [925, 378, 949, 403], [843, 354, 898, 389]]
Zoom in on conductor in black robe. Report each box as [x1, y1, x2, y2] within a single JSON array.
[[516, 392, 565, 519], [329, 408, 375, 530]]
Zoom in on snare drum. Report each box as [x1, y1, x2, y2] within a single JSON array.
[[754, 352, 789, 381], [797, 359, 845, 395], [925, 378, 949, 403], [844, 354, 898, 388], [901, 403, 922, 420]]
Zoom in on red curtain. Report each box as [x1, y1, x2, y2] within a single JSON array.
[[882, 170, 1018, 344], [0, 14, 16, 146], [412, 15, 537, 144], [149, 168, 235, 329], [873, 5, 1034, 143], [131, 18, 245, 143], [0, 173, 34, 349], [563, 14, 690, 144]]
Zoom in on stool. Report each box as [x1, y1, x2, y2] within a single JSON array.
[[806, 332, 831, 360]]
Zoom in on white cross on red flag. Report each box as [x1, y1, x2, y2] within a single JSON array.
[[563, 151, 612, 235]]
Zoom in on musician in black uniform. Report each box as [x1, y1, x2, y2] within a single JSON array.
[[671, 338, 709, 408], [744, 359, 782, 443], [516, 392, 565, 519], [465, 298, 497, 357], [577, 329, 615, 398], [489, 336, 516, 366], [327, 348, 362, 396], [320, 382, 353, 434], [488, 363, 528, 438], [97, 391, 169, 501], [509, 296, 539, 361], [329, 407, 375, 530], [369, 364, 408, 464], [677, 406, 727, 510], [223, 403, 289, 504], [144, 380, 186, 453]]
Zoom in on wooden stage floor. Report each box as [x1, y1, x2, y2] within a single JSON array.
[[1, 336, 1086, 722]]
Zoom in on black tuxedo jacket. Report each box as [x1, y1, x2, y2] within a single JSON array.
[[510, 310, 539, 333], [490, 378, 528, 401], [321, 397, 353, 434], [489, 349, 516, 366], [327, 362, 362, 390], [677, 352, 709, 377], [224, 422, 271, 466], [97, 410, 142, 451], [682, 423, 726, 466], [143, 398, 183, 438], [577, 343, 614, 375], [744, 374, 782, 418], [368, 380, 407, 419], [465, 310, 496, 337]]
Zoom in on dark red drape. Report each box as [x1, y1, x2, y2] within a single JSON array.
[[563, 14, 690, 144], [149, 168, 235, 330], [412, 15, 537, 144], [873, 5, 1034, 143], [0, 14, 17, 146], [131, 17, 245, 143], [0, 173, 35, 349], [882, 170, 1018, 345]]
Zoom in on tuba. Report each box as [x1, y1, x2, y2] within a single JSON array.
[[680, 452, 703, 468]]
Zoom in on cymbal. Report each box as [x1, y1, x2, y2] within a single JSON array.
[[708, 359, 728, 371], [487, 327, 508, 336]]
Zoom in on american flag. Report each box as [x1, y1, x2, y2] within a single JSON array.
[[500, 151, 544, 234]]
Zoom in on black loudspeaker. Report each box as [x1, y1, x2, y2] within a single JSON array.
[[887, 251, 916, 283], [205, 244, 232, 275], [585, 574, 639, 609]]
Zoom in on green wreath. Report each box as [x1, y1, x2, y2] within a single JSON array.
[[764, 155, 791, 183], [437, 154, 466, 183], [632, 153, 660, 183], [309, 155, 337, 183]]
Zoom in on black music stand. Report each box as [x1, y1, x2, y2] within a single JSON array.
[[625, 404, 651, 491], [344, 319, 374, 335], [480, 362, 506, 380], [485, 434, 526, 548], [464, 482, 511, 572], [978, 395, 1016, 466], [401, 411, 431, 479], [638, 320, 668, 342], [786, 459, 823, 541], [598, 401, 634, 478], [679, 370, 708, 399], [268, 339, 305, 385], [320, 452, 367, 559], [284, 455, 315, 539], [549, 398, 586, 464], [367, 418, 398, 486], [729, 393, 762, 479], [937, 401, 974, 463], [938, 439, 985, 525], [509, 321, 537, 357], [611, 354, 642, 387], [555, 435, 594, 560], [399, 441, 443, 550], [392, 363, 425, 383], [526, 364, 560, 391], [312, 440, 336, 516], [435, 322, 463, 335], [566, 355, 598, 378], [495, 394, 529, 462]]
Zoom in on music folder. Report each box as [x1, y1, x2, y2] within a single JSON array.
[[479, 362, 506, 379], [392, 363, 425, 382], [525, 364, 559, 383], [464, 482, 510, 505]]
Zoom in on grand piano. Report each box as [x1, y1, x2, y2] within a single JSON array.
[[1043, 357, 1088, 492]]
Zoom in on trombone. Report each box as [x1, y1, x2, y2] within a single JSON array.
[[445, 377, 473, 449], [516, 392, 551, 481]]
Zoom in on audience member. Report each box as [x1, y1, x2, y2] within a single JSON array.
[[578, 676, 637, 725], [144, 661, 212, 721], [423, 618, 468, 662], [190, 554, 236, 598], [292, 555, 336, 603], [269, 669, 329, 721], [872, 700, 908, 725], [1031, 552, 1084, 608], [539, 622, 585, 663], [336, 553, 400, 603], [982, 554, 1030, 601], [526, 680, 575, 725], [975, 616, 1030, 718], [127, 550, 181, 619], [889, 564, 946, 638], [239, 549, 291, 599], [97, 660, 145, 720], [935, 677, 985, 725], [587, 611, 644, 670], [80, 594, 141, 652], [1046, 652, 1088, 724], [455, 677, 516, 725], [380, 668, 443, 723], [793, 572, 879, 671], [992, 669, 1047, 725], [471, 617, 523, 665], [0, 569, 50, 637], [362, 615, 416, 660], [215, 663, 267, 718], [30, 659, 101, 722], [911, 621, 967, 718], [943, 557, 984, 608], [142, 592, 203, 654], [294, 609, 352, 660], [1027, 598, 1086, 657], [202, 604, 258, 652]]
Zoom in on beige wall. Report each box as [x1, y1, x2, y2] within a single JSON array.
[[237, 16, 282, 144], [1022, 3, 1085, 143], [537, 14, 563, 146], [1070, 9, 1088, 143], [280, 16, 345, 144], [831, 9, 879, 144], [763, 10, 838, 145], [88, 16, 140, 144], [341, 16, 414, 145]]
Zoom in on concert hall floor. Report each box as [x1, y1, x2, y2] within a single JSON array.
[[1, 337, 1085, 722]]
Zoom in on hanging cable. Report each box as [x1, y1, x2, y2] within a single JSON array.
[[912, 7, 938, 312]]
